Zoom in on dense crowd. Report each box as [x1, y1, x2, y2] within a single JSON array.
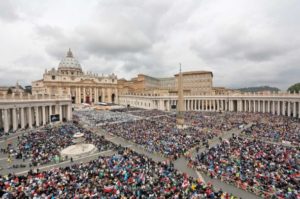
[[102, 112, 262, 157], [103, 118, 198, 157], [103, 114, 232, 157], [126, 109, 172, 118], [184, 112, 256, 130], [242, 115, 300, 145], [1, 107, 299, 198], [0, 148, 238, 198], [2, 123, 116, 166], [190, 136, 300, 198], [74, 110, 139, 126]]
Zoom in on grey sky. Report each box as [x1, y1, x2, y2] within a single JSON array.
[[0, 0, 299, 90]]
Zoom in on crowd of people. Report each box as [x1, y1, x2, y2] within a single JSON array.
[[74, 110, 140, 126], [1, 107, 299, 198], [126, 109, 172, 118], [242, 115, 300, 145], [0, 148, 238, 198], [102, 111, 264, 158], [2, 123, 117, 166], [190, 136, 300, 198], [103, 118, 201, 157]]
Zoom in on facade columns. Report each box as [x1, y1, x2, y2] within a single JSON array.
[[277, 101, 280, 116], [67, 105, 72, 121], [83, 87, 86, 103], [78, 87, 82, 103], [94, 87, 98, 103], [102, 88, 105, 102], [262, 101, 265, 113]]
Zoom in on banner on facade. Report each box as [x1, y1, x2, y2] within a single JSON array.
[[50, 114, 60, 122]]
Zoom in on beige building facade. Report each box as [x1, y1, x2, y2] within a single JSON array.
[[32, 49, 118, 104], [118, 71, 214, 95]]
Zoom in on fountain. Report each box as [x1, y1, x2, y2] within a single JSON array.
[[60, 132, 98, 159]]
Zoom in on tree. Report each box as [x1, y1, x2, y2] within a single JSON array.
[[287, 83, 300, 93]]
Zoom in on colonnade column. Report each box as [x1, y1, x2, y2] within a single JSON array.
[[282, 101, 285, 116], [35, 107, 40, 127], [3, 109, 9, 132], [42, 106, 46, 125], [12, 108, 18, 131], [28, 107, 32, 128], [49, 105, 52, 118], [262, 101, 265, 113], [20, 107, 25, 129], [277, 101, 280, 116], [272, 101, 275, 115], [298, 102, 300, 118], [293, 102, 296, 117], [59, 105, 63, 122], [0, 110, 2, 130], [287, 101, 291, 116]]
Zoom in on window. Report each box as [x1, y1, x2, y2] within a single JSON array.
[[52, 75, 55, 80]]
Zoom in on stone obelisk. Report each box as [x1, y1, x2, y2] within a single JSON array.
[[176, 63, 184, 126]]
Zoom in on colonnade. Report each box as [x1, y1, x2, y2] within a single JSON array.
[[119, 95, 300, 118], [0, 96, 72, 133]]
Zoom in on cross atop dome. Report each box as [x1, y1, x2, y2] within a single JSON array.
[[66, 48, 74, 58]]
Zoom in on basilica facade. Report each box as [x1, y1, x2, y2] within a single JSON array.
[[32, 49, 118, 104]]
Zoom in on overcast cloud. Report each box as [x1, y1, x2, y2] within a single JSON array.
[[0, 0, 299, 90]]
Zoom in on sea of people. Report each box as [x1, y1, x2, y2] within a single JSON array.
[[0, 107, 299, 198], [103, 117, 203, 157], [0, 148, 238, 198], [242, 115, 300, 145], [73, 110, 140, 126], [102, 111, 265, 158], [190, 135, 300, 198], [1, 123, 117, 166]]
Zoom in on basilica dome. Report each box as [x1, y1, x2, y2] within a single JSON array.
[[58, 49, 81, 69]]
